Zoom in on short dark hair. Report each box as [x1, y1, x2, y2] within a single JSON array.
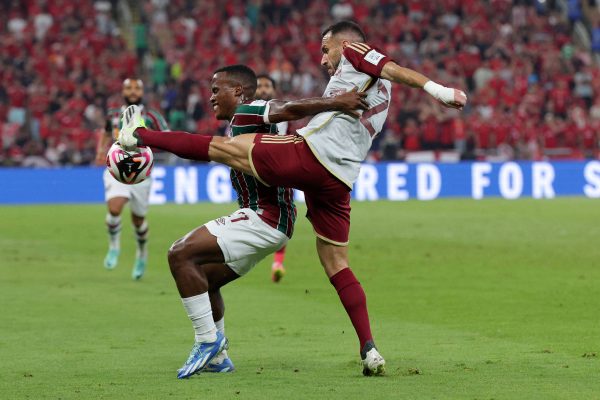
[[256, 74, 276, 90], [322, 20, 366, 42], [214, 64, 257, 94]]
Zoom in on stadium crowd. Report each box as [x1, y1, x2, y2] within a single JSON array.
[[2, 0, 600, 166]]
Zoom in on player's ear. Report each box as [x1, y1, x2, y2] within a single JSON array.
[[341, 39, 351, 49], [233, 85, 243, 97]]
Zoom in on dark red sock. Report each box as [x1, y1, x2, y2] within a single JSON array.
[[136, 128, 212, 161], [330, 268, 373, 351]]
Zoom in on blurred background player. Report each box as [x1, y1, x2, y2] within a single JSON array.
[[95, 78, 168, 280], [256, 75, 288, 135], [256, 74, 288, 282]]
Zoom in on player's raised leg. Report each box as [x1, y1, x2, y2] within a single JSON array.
[[316, 238, 385, 376], [103, 196, 127, 269], [119, 104, 257, 175], [167, 226, 236, 378]]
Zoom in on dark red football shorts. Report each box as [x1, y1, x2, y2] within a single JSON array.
[[250, 134, 351, 245]]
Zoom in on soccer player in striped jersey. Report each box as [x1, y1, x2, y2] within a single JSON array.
[[119, 21, 467, 377], [256, 74, 288, 282], [94, 78, 168, 280], [124, 65, 367, 378]]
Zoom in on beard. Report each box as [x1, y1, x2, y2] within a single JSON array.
[[124, 96, 142, 106]]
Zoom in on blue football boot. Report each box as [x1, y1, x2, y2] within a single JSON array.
[[199, 350, 235, 373], [177, 331, 228, 379]]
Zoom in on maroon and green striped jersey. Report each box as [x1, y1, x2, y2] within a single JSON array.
[[105, 105, 169, 139], [229, 100, 296, 238]]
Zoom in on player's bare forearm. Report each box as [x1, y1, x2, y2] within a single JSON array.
[[380, 61, 468, 110], [268, 88, 368, 122], [95, 131, 112, 165], [380, 62, 430, 88]]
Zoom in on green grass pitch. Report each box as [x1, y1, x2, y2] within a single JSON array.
[[1, 199, 599, 399]]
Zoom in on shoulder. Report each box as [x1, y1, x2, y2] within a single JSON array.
[[144, 107, 169, 130], [233, 101, 273, 131], [145, 108, 166, 119], [343, 42, 391, 77], [236, 100, 268, 115]]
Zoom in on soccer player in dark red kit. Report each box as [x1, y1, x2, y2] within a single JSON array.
[[119, 21, 467, 376]]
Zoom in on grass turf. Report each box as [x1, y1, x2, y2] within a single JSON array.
[[0, 199, 599, 399]]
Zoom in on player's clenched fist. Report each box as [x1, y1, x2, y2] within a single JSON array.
[[424, 81, 468, 110]]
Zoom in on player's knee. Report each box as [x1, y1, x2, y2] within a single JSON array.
[[323, 259, 349, 277], [167, 239, 187, 274], [131, 215, 145, 227]]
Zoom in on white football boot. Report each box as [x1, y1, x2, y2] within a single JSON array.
[[361, 341, 386, 376], [118, 105, 145, 150]]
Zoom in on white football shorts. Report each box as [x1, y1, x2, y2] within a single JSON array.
[[205, 208, 288, 276], [102, 169, 152, 217]]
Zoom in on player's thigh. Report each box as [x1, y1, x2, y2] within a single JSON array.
[[304, 183, 351, 246], [129, 177, 152, 218], [249, 134, 321, 189], [169, 225, 225, 265], [103, 169, 130, 214], [209, 134, 256, 175], [315, 237, 349, 278], [205, 208, 288, 277], [107, 197, 128, 215]]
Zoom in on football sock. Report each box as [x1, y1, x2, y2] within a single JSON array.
[[136, 128, 212, 161], [330, 268, 373, 351], [273, 246, 286, 264], [134, 220, 149, 259], [181, 293, 218, 343], [214, 317, 225, 335], [105, 213, 121, 250]]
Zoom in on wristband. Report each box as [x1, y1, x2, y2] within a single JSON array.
[[424, 81, 454, 103]]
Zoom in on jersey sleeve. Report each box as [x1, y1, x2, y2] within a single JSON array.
[[343, 42, 393, 78], [233, 103, 269, 124], [146, 109, 169, 131], [231, 102, 276, 135]]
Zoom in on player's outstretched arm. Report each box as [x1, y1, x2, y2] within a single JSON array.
[[95, 125, 113, 165], [380, 62, 467, 110], [267, 88, 369, 123]]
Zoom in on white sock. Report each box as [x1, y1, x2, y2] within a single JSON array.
[[181, 293, 218, 342], [213, 318, 228, 360], [105, 214, 121, 250], [215, 317, 225, 335], [134, 220, 149, 259]]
